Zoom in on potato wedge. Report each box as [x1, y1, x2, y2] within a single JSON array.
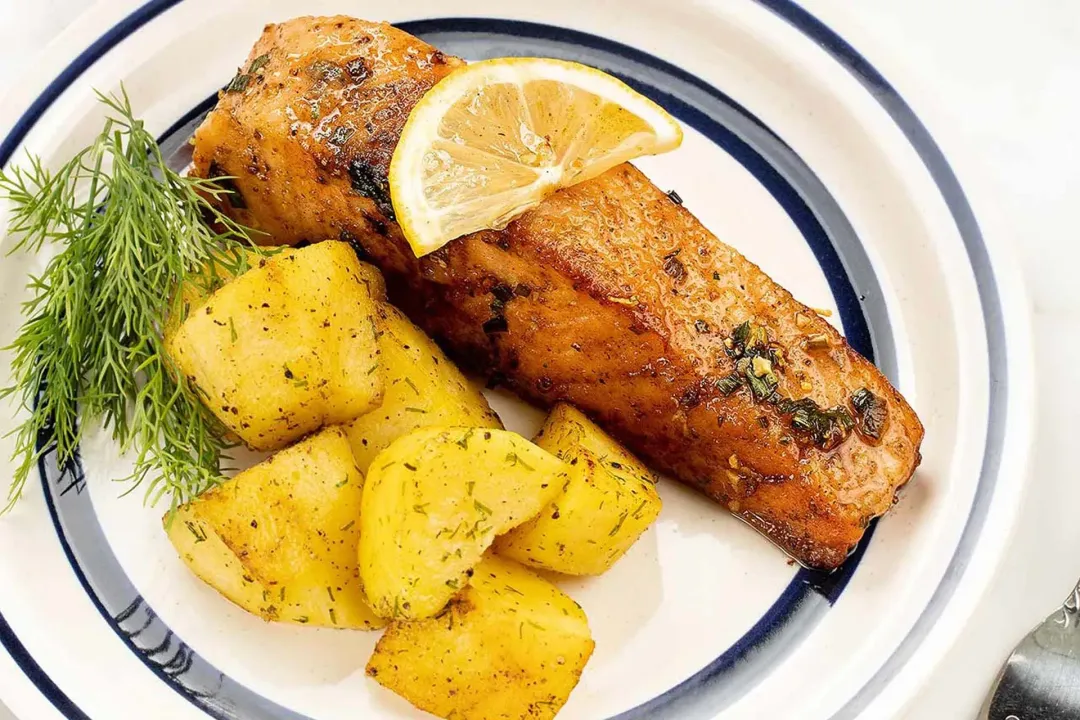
[[168, 241, 384, 451], [495, 404, 662, 575], [367, 554, 594, 720], [359, 427, 566, 620], [166, 503, 270, 618], [177, 426, 384, 629], [345, 304, 502, 471]]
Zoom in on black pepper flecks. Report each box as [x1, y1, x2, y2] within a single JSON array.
[[482, 316, 509, 334], [663, 250, 685, 282], [344, 58, 370, 82], [680, 384, 701, 409], [361, 211, 389, 238], [491, 284, 514, 302]]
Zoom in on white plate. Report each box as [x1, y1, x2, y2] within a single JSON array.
[[0, 1, 1035, 719]]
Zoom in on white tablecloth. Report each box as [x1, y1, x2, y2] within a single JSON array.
[[1, 1, 1078, 718]]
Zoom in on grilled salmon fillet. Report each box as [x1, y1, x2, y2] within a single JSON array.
[[192, 16, 924, 569]]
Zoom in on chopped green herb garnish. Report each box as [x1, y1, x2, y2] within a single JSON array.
[[730, 320, 769, 357], [248, 53, 271, 74], [505, 452, 534, 471], [457, 428, 475, 450], [340, 520, 355, 532], [778, 397, 854, 450], [715, 372, 743, 395], [185, 520, 207, 543], [226, 72, 251, 93], [404, 407, 427, 414], [403, 377, 420, 395], [609, 511, 629, 536], [228, 317, 237, 343], [745, 368, 777, 402], [413, 503, 429, 515], [474, 499, 492, 516], [851, 387, 888, 441]]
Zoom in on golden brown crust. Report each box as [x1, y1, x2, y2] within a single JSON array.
[[192, 16, 924, 569]]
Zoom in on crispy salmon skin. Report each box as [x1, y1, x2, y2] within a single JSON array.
[[192, 16, 924, 569]]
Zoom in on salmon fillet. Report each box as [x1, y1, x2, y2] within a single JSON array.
[[192, 16, 924, 569]]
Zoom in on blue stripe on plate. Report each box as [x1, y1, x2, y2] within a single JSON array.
[[0, 0, 184, 168], [750, 2, 1010, 716], [0, 612, 89, 720]]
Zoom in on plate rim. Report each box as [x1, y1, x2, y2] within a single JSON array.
[[0, 1, 1038, 719]]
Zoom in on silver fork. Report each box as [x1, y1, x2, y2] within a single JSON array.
[[982, 578, 1080, 719]]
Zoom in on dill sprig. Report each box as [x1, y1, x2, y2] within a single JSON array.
[[0, 88, 256, 514]]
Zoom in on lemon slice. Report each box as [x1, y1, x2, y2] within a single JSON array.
[[390, 57, 683, 256]]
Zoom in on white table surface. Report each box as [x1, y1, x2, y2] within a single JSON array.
[[0, 1, 1078, 718]]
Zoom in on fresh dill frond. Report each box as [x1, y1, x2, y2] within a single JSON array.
[[0, 87, 257, 514]]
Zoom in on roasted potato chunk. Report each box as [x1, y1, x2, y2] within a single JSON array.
[[367, 554, 594, 720], [168, 241, 383, 451], [359, 427, 566, 620], [174, 426, 384, 629], [345, 304, 502, 471], [166, 503, 270, 618], [495, 404, 661, 575]]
